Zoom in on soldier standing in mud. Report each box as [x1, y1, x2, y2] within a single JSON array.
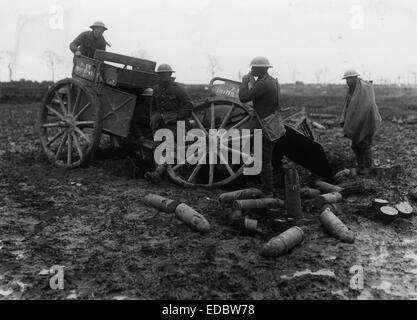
[[144, 64, 193, 183], [239, 57, 287, 197], [69, 21, 110, 59], [339, 70, 382, 175]]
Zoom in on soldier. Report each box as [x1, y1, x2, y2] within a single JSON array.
[[69, 21, 110, 58], [339, 70, 382, 175], [239, 57, 287, 197], [144, 64, 193, 183]]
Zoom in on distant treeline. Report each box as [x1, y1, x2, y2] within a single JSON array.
[[1, 79, 414, 105], [0, 80, 53, 103]]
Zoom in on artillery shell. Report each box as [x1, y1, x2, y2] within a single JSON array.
[[219, 188, 263, 203], [175, 203, 210, 233], [371, 199, 389, 212], [379, 206, 398, 223], [144, 194, 179, 213], [285, 168, 303, 219], [300, 187, 321, 199], [314, 180, 343, 194], [321, 203, 343, 215], [320, 208, 355, 243], [233, 198, 284, 212], [260, 226, 304, 257], [314, 192, 343, 208], [334, 169, 351, 180], [395, 202, 413, 218]]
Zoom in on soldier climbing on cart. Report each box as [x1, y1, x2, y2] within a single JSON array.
[[239, 57, 287, 198], [69, 21, 111, 59], [144, 64, 194, 183]]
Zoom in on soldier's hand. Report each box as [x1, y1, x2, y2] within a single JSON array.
[[242, 75, 250, 85], [75, 51, 81, 56]]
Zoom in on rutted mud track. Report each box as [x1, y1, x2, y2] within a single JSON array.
[[1, 99, 417, 300]]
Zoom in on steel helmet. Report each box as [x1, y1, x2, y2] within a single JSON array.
[[250, 57, 272, 68], [342, 70, 360, 79], [141, 88, 154, 97], [90, 21, 108, 30], [156, 64, 176, 73]]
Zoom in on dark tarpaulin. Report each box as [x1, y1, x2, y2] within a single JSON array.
[[278, 125, 334, 178]]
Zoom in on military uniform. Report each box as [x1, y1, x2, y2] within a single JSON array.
[[69, 31, 108, 58], [239, 73, 286, 194], [150, 79, 193, 133], [144, 79, 193, 183]]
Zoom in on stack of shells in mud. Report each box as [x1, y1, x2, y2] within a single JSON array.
[[261, 226, 304, 257], [144, 194, 210, 233], [285, 167, 303, 219], [320, 206, 355, 243]]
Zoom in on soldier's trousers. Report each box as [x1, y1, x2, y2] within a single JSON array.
[[260, 132, 287, 194], [351, 135, 374, 170]]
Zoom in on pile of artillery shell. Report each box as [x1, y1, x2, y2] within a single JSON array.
[[260, 226, 304, 257], [300, 187, 321, 199], [314, 192, 343, 208], [339, 179, 377, 197], [144, 194, 179, 213], [219, 188, 263, 203], [233, 198, 284, 212], [175, 203, 210, 233], [320, 207, 355, 243], [314, 180, 343, 194]]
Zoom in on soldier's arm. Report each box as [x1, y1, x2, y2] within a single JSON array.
[[69, 32, 86, 54], [239, 79, 268, 103], [177, 86, 194, 113]]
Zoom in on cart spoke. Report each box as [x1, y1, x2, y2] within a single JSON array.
[[67, 133, 72, 165], [42, 122, 62, 128], [46, 105, 65, 121], [75, 121, 95, 127], [218, 152, 235, 176], [55, 132, 68, 160], [223, 133, 253, 144], [46, 129, 66, 147], [191, 112, 208, 135], [54, 91, 67, 116], [228, 115, 251, 132], [72, 132, 83, 160], [188, 162, 204, 183], [226, 146, 253, 163], [172, 146, 203, 171], [74, 102, 92, 120], [72, 86, 82, 116], [66, 84, 73, 115], [219, 104, 235, 129], [74, 127, 91, 144]]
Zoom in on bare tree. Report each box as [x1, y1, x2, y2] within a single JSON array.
[[0, 51, 17, 81], [207, 54, 222, 79], [42, 50, 62, 82], [315, 69, 323, 84]]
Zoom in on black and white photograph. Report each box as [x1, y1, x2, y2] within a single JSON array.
[[0, 0, 417, 306]]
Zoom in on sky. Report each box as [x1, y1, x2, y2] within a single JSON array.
[[1, 0, 417, 84]]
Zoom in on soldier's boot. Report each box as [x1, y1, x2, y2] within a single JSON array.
[[144, 164, 166, 183], [354, 150, 364, 173], [359, 149, 373, 175]]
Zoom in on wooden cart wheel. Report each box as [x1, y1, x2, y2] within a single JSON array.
[[39, 78, 102, 168], [167, 98, 255, 188]]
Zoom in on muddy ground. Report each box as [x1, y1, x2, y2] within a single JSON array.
[[1, 88, 417, 300]]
